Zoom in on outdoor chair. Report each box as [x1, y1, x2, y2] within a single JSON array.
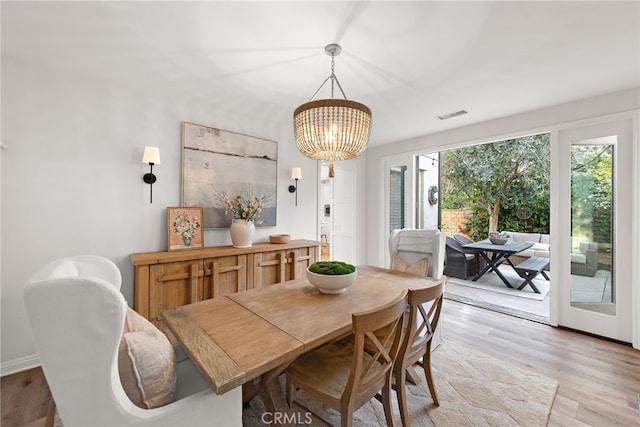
[[571, 240, 599, 277], [443, 236, 479, 279], [453, 234, 486, 270]]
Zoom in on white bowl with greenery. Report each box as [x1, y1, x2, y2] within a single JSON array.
[[306, 261, 357, 294]]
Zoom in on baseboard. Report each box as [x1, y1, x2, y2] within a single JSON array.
[[1, 354, 40, 377]]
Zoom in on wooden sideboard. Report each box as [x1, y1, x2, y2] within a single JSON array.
[[130, 239, 320, 333]]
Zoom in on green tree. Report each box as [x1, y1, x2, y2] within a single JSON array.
[[441, 134, 550, 236], [571, 145, 612, 243]]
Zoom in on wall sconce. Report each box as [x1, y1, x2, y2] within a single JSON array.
[[288, 167, 302, 206], [142, 146, 161, 203]]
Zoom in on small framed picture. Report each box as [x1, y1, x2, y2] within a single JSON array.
[[167, 207, 204, 251]]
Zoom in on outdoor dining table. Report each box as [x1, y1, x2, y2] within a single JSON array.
[[462, 240, 534, 288], [160, 265, 444, 423]]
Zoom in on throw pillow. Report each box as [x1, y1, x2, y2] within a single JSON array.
[[391, 254, 429, 277], [579, 242, 595, 254], [119, 308, 176, 409]]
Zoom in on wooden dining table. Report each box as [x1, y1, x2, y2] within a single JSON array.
[[160, 265, 444, 419]]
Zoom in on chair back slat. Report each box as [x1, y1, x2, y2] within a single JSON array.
[[345, 291, 407, 403], [394, 282, 445, 424]]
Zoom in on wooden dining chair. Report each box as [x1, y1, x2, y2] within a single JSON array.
[[393, 283, 445, 426], [285, 291, 408, 427]]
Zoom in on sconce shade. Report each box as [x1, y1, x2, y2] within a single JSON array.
[[291, 167, 302, 180], [142, 146, 161, 165]]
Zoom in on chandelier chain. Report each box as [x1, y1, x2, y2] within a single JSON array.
[[330, 55, 335, 98]]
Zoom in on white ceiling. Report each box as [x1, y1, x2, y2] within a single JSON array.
[[3, 1, 639, 147]]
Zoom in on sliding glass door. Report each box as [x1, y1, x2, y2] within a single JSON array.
[[556, 117, 634, 342]]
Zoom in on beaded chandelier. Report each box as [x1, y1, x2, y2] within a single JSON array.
[[293, 44, 372, 177]]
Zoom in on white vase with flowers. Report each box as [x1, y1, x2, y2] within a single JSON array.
[[213, 184, 273, 248]]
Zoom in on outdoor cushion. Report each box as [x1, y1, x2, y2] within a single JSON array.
[[517, 249, 536, 258], [508, 232, 541, 243], [119, 307, 177, 409], [530, 243, 549, 252], [580, 242, 598, 253], [533, 250, 550, 258], [571, 236, 589, 253], [571, 253, 587, 264], [501, 232, 551, 261]]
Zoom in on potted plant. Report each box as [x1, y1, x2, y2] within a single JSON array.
[[306, 261, 357, 294], [212, 184, 273, 248]]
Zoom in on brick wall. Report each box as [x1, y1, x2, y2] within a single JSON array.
[[441, 208, 468, 236]]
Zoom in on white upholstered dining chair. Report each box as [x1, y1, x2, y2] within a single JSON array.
[[389, 229, 446, 279], [23, 255, 241, 427], [389, 228, 445, 348]]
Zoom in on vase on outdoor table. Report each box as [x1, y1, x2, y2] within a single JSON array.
[[230, 219, 255, 248]]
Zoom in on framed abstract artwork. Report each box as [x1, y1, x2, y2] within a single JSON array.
[[181, 122, 278, 229], [167, 207, 204, 251]]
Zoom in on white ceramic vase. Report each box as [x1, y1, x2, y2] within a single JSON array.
[[230, 219, 255, 248]]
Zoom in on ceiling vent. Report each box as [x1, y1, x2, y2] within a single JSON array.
[[437, 110, 468, 120]]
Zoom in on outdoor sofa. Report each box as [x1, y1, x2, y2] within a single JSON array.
[[501, 231, 599, 277]]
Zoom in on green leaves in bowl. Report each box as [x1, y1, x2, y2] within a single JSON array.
[[308, 261, 356, 275]]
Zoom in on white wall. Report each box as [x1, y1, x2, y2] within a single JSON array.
[[417, 153, 440, 229], [0, 58, 319, 374]]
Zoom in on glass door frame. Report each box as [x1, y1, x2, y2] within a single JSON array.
[[382, 154, 417, 268], [553, 115, 637, 345]]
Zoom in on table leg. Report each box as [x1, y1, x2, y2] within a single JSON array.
[[503, 256, 517, 269], [471, 251, 514, 288], [492, 262, 515, 288], [470, 251, 493, 281], [243, 379, 261, 404], [256, 361, 297, 427]]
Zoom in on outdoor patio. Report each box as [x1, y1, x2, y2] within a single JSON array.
[[444, 264, 613, 322]]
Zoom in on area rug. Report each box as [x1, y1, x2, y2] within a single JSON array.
[[446, 269, 550, 301], [243, 341, 558, 426]]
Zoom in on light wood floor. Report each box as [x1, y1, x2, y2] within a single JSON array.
[[2, 299, 639, 426]]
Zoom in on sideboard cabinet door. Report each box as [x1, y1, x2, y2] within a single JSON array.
[[253, 250, 287, 289], [253, 245, 318, 289], [149, 260, 203, 332], [203, 254, 248, 298], [286, 246, 317, 281]]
